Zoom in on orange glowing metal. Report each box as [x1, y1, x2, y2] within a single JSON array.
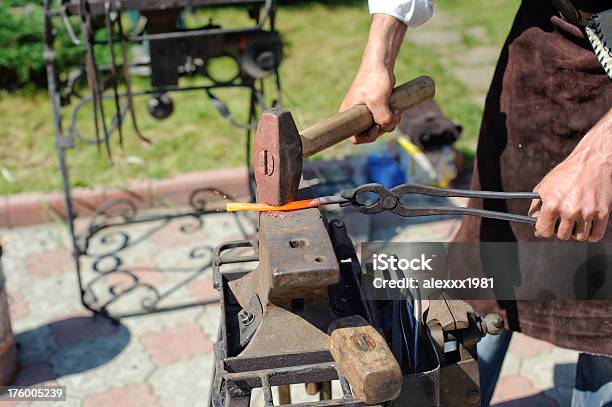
[[226, 196, 347, 212]]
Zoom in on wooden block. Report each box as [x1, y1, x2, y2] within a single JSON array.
[[328, 316, 402, 405]]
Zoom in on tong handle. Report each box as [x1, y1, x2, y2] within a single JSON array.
[[395, 207, 537, 224], [391, 184, 540, 200], [300, 76, 435, 158]]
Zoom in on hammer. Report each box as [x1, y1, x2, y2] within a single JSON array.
[[253, 76, 435, 206]]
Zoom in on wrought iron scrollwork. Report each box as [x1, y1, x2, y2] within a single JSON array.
[[44, 0, 275, 318]]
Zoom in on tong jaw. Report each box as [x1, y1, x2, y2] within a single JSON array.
[[341, 183, 399, 215]]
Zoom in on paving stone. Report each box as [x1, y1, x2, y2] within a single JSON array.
[[148, 354, 214, 407], [0, 224, 70, 257], [460, 45, 500, 67], [0, 399, 27, 407], [424, 7, 462, 30], [521, 357, 556, 391], [470, 92, 488, 106], [122, 307, 201, 336], [2, 256, 29, 291], [141, 321, 213, 366], [105, 260, 167, 289], [83, 382, 159, 407], [515, 349, 576, 407], [149, 220, 209, 249], [451, 65, 496, 93], [25, 249, 72, 279], [7, 291, 30, 322], [153, 243, 215, 272], [188, 278, 219, 303], [497, 351, 522, 378], [509, 333, 554, 359], [492, 374, 538, 403], [550, 346, 580, 364], [0, 396, 34, 407], [62, 396, 83, 407], [466, 26, 488, 39], [89, 334, 156, 391], [408, 30, 462, 47], [196, 303, 221, 340], [56, 367, 114, 398], [18, 276, 83, 331], [81, 223, 160, 261]]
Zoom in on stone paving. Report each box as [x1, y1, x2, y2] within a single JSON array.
[[0, 206, 581, 406], [407, 7, 502, 108]]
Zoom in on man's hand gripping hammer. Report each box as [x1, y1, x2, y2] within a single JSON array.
[[253, 76, 435, 205]]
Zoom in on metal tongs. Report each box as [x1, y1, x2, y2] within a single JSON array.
[[341, 183, 539, 224]]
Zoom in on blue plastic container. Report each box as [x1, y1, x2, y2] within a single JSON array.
[[366, 151, 406, 188]]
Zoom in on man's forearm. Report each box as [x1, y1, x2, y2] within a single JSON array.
[[340, 14, 407, 143], [531, 108, 612, 241], [569, 109, 612, 171], [361, 14, 407, 72]]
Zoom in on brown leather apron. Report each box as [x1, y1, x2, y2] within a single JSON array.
[[453, 0, 612, 355]]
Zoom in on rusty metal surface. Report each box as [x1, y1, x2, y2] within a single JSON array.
[[439, 358, 480, 406], [253, 108, 303, 205], [238, 302, 332, 358], [260, 208, 339, 292]]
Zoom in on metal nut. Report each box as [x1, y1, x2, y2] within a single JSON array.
[[238, 309, 255, 326], [382, 196, 398, 210]]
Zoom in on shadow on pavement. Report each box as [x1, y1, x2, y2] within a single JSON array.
[[12, 315, 130, 386]]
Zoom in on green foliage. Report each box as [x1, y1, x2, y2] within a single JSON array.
[[0, 0, 84, 89]]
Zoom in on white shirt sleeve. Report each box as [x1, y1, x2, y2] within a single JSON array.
[[368, 0, 434, 27]]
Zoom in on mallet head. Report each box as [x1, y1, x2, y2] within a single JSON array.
[[253, 108, 303, 205]]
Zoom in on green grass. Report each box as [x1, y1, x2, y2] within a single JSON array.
[[0, 0, 520, 195]]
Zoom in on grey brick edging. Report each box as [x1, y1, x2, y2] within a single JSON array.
[[0, 160, 352, 228], [0, 167, 250, 228]]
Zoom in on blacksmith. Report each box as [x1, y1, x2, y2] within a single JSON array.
[[340, 1, 612, 405]]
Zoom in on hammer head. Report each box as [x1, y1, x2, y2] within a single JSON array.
[[253, 108, 303, 205]]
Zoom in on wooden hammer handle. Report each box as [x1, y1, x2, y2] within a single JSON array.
[[300, 76, 435, 158]]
